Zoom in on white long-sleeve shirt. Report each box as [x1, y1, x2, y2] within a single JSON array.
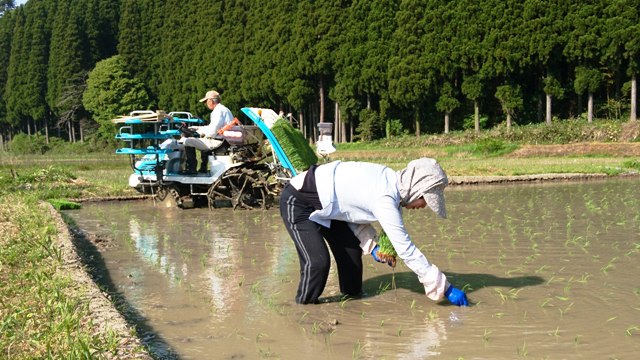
[[194, 103, 233, 138], [302, 160, 449, 301]]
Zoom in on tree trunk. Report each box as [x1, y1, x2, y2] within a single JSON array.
[[546, 93, 552, 125], [334, 102, 339, 143], [588, 92, 594, 123], [506, 112, 512, 129], [318, 76, 325, 124], [444, 112, 450, 134], [341, 120, 347, 143], [299, 111, 304, 136], [414, 106, 420, 137], [44, 117, 50, 143], [474, 101, 480, 134], [631, 73, 637, 122], [349, 121, 354, 142]]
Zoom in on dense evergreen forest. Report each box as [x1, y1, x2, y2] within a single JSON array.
[[0, 0, 638, 149]]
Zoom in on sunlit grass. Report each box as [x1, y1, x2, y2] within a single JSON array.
[[0, 195, 147, 357]]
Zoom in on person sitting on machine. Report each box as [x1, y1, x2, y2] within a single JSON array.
[[179, 90, 233, 174]]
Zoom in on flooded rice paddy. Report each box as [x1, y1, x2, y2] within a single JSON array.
[[64, 178, 640, 359]]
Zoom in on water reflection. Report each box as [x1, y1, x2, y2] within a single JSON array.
[[64, 178, 640, 359], [130, 219, 184, 287]]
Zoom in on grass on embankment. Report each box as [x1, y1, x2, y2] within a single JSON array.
[[0, 195, 147, 358], [334, 142, 640, 176], [0, 160, 149, 357]]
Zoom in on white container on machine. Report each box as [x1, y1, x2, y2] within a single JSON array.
[[222, 125, 262, 145], [316, 122, 336, 155]]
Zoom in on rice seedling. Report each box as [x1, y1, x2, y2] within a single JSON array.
[[257, 347, 276, 358], [494, 288, 522, 303], [482, 328, 492, 344], [625, 325, 640, 336], [340, 297, 351, 308], [199, 253, 208, 268], [469, 259, 486, 265], [600, 257, 618, 274], [376, 281, 392, 295], [298, 311, 309, 323], [352, 340, 363, 359], [517, 341, 528, 357], [376, 230, 397, 267], [558, 303, 573, 317], [535, 265, 549, 274]]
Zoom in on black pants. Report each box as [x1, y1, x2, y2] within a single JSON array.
[[279, 185, 363, 304], [185, 147, 210, 172]]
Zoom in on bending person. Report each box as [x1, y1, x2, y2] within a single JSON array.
[[279, 158, 468, 306], [180, 90, 233, 174]]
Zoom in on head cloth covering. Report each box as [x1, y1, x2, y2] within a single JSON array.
[[397, 158, 448, 218]]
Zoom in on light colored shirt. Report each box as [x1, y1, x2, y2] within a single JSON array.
[[302, 160, 448, 301], [195, 104, 233, 138]]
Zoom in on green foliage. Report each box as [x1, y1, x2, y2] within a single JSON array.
[[8, 133, 50, 154], [356, 108, 384, 141], [386, 119, 407, 137], [471, 138, 517, 156], [463, 115, 488, 131], [544, 76, 564, 99], [2, 0, 640, 144], [7, 134, 115, 156], [83, 55, 152, 140], [461, 75, 483, 101], [488, 119, 625, 144], [270, 118, 318, 172], [13, 166, 76, 185], [495, 84, 523, 116], [574, 67, 603, 95], [436, 83, 461, 114]]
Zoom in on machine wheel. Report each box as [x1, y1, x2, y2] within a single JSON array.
[[157, 184, 189, 208], [207, 165, 275, 210]]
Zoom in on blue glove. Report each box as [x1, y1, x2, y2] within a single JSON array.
[[371, 245, 394, 267], [445, 285, 469, 306]]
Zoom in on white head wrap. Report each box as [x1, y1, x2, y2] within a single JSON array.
[[397, 158, 448, 218]]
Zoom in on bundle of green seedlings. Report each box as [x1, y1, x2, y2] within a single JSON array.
[[47, 198, 82, 210], [270, 118, 318, 172], [377, 230, 398, 267]]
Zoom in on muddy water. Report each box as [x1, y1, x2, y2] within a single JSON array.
[[64, 178, 640, 359]]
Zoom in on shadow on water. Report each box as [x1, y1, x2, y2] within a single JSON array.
[[361, 271, 545, 305], [65, 219, 180, 360]]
